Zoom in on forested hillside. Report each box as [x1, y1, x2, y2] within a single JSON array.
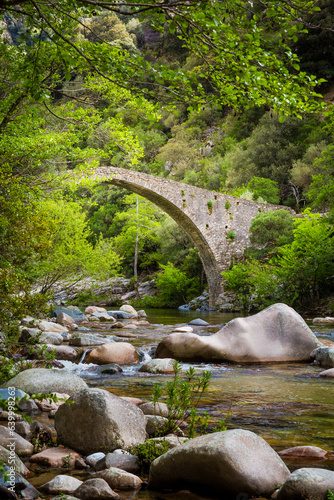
[[0, 0, 333, 320]]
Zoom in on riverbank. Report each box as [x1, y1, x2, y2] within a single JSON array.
[[1, 305, 334, 499]]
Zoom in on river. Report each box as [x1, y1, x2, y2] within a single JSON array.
[[30, 308, 334, 499]]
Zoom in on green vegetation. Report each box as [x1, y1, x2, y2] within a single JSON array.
[[153, 263, 202, 308], [130, 361, 229, 472], [0, 0, 333, 320], [152, 361, 213, 437], [226, 231, 236, 241], [129, 439, 170, 474], [223, 212, 334, 311]]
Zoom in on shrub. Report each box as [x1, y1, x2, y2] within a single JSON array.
[[154, 263, 202, 307], [226, 231, 236, 241]]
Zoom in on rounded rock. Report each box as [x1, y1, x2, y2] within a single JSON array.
[[1, 369, 88, 396], [276, 468, 334, 500], [55, 388, 146, 455], [73, 478, 119, 500], [40, 475, 83, 494], [84, 343, 139, 365], [93, 467, 142, 490], [148, 429, 290, 497]]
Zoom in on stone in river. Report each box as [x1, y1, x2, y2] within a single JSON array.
[[73, 478, 119, 499], [155, 303, 321, 363], [278, 445, 329, 459], [276, 468, 334, 500], [55, 388, 146, 455], [29, 447, 81, 468], [0, 426, 33, 456], [188, 318, 209, 326], [139, 358, 175, 374], [93, 467, 142, 490], [94, 451, 138, 473], [84, 342, 139, 365], [148, 429, 289, 497], [312, 347, 334, 368], [1, 368, 88, 396], [40, 475, 83, 494], [319, 368, 334, 377]]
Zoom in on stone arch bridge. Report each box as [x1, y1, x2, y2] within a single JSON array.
[[91, 166, 290, 307]]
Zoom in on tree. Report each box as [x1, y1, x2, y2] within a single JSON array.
[[111, 194, 164, 294], [155, 262, 202, 308], [247, 177, 280, 204], [223, 211, 334, 309], [274, 212, 334, 304], [0, 0, 326, 117], [248, 209, 294, 260], [35, 199, 122, 293], [0, 164, 53, 325]]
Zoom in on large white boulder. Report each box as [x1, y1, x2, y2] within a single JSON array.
[[148, 429, 290, 497], [55, 388, 146, 455], [155, 303, 321, 363]]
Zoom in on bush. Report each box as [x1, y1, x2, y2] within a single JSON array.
[[154, 263, 202, 307]]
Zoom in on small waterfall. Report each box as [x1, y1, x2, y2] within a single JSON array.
[[78, 349, 91, 364]]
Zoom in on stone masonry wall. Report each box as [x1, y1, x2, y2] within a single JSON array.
[[92, 166, 293, 306]]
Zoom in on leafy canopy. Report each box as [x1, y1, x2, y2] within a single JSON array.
[[0, 0, 326, 117]]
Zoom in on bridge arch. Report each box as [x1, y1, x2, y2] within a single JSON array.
[[91, 167, 289, 307]]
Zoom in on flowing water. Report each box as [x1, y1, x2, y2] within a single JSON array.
[[29, 309, 334, 498]]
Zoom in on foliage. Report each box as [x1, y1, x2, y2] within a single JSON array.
[[35, 199, 121, 293], [226, 231, 236, 241], [307, 125, 334, 215], [152, 361, 218, 438], [129, 360, 227, 472], [154, 263, 202, 307], [247, 209, 294, 260], [327, 490, 334, 500], [290, 140, 328, 192], [129, 439, 170, 474], [0, 0, 333, 314], [0, 0, 325, 116], [0, 164, 54, 325], [111, 194, 163, 277], [246, 177, 280, 204], [272, 212, 334, 305], [224, 113, 306, 190], [224, 211, 334, 309]]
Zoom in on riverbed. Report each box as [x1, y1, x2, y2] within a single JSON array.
[[29, 308, 334, 498]]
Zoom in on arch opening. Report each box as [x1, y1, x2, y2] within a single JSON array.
[[104, 177, 223, 305]]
